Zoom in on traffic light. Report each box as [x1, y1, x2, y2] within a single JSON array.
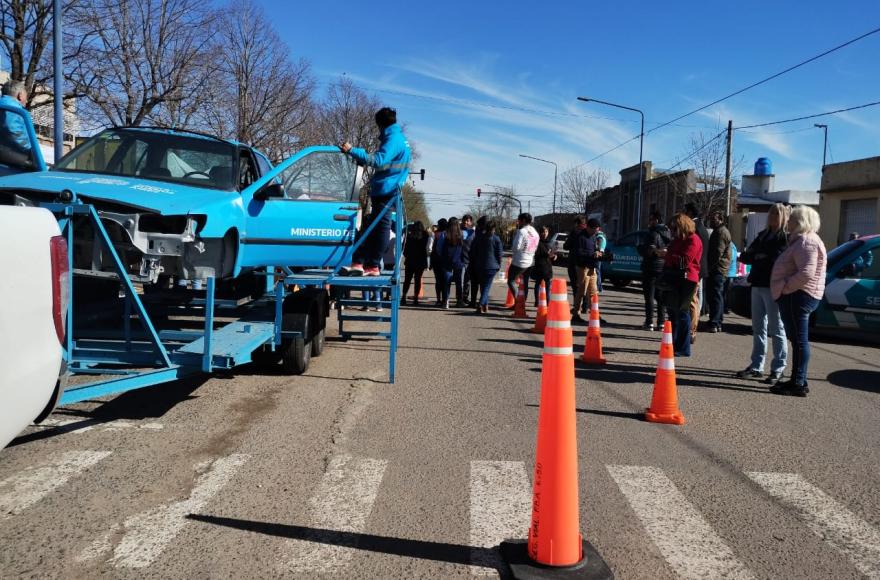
[[477, 188, 481, 197]]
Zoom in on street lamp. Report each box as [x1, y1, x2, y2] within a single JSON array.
[[814, 124, 828, 168], [577, 96, 645, 229], [519, 154, 558, 231]]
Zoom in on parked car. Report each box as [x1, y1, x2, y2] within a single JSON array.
[[730, 234, 880, 340], [0, 127, 364, 291], [603, 229, 648, 287], [549, 232, 568, 263], [0, 206, 68, 448]]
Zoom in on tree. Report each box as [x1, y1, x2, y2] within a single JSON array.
[[401, 183, 429, 226], [676, 125, 744, 217], [1, 0, 57, 107], [201, 0, 313, 161], [65, 0, 218, 130], [558, 165, 610, 214]]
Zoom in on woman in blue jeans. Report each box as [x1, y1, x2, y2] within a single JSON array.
[[769, 206, 827, 397], [660, 213, 703, 357], [736, 203, 789, 384], [470, 220, 503, 313], [438, 217, 464, 309]]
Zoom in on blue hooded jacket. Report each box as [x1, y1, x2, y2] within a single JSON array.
[[347, 123, 411, 198]]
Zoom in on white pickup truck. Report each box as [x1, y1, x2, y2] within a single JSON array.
[[0, 205, 67, 448]]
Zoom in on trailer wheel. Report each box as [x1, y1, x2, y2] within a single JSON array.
[[281, 312, 311, 374], [311, 327, 326, 357]]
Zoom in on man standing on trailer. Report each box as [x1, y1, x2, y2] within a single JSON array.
[[340, 107, 412, 276]]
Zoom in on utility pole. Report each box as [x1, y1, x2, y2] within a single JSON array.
[[814, 124, 828, 168], [53, 0, 64, 163], [724, 119, 733, 217]]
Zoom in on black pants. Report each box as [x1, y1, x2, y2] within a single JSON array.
[[352, 196, 392, 269], [531, 275, 552, 306], [706, 273, 725, 328], [642, 274, 666, 326], [462, 264, 472, 302], [508, 265, 530, 300], [469, 267, 480, 305], [403, 267, 425, 300]]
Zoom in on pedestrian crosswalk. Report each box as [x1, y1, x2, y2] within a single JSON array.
[[1, 452, 878, 578]]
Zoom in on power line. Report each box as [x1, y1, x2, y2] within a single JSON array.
[[647, 25, 880, 134], [734, 100, 880, 129]]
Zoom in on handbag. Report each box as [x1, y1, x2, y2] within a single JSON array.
[[657, 256, 688, 292]]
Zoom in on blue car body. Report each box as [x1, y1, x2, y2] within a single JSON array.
[[603, 230, 648, 285], [0, 125, 365, 284]]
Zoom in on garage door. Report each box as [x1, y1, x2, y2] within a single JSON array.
[[839, 198, 877, 245]]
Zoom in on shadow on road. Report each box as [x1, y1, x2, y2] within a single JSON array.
[[826, 369, 880, 394], [187, 514, 506, 575]]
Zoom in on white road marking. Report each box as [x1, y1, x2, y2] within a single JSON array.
[[33, 417, 164, 434], [75, 526, 119, 563], [748, 472, 880, 579], [109, 453, 249, 568], [607, 465, 754, 580], [0, 450, 112, 519], [284, 454, 387, 574], [470, 460, 532, 577]]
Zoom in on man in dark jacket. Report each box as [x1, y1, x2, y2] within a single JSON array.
[[685, 203, 710, 341], [571, 218, 600, 324], [638, 211, 671, 330], [563, 217, 583, 298], [461, 214, 475, 306], [706, 211, 732, 332]]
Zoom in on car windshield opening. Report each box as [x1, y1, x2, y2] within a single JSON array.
[[54, 128, 237, 190]]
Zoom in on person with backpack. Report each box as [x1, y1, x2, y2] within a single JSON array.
[[638, 211, 671, 330]]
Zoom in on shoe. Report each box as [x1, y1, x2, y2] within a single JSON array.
[[363, 267, 380, 277], [736, 367, 763, 379], [674, 351, 691, 357], [375, 306, 383, 312], [770, 380, 809, 397], [413, 299, 419, 306], [400, 298, 407, 306], [642, 323, 655, 331], [764, 371, 783, 385], [571, 314, 585, 324], [443, 301, 450, 309], [456, 301, 464, 308], [346, 263, 364, 276], [482, 304, 489, 313], [690, 334, 696, 344]]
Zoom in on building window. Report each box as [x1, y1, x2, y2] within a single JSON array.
[[839, 199, 877, 245]]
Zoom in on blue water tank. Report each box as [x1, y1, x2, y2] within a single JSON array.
[[755, 157, 772, 176]]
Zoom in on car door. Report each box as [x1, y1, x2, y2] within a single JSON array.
[[239, 146, 363, 268], [820, 243, 880, 332]]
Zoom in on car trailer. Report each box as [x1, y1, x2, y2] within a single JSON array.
[[38, 192, 403, 410]]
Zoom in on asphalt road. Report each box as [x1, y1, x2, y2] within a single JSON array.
[[2, 267, 879, 579]]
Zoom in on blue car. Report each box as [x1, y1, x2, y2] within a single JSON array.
[[603, 229, 648, 287], [0, 127, 365, 288], [730, 235, 880, 340]]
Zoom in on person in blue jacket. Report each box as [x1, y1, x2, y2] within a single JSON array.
[[340, 107, 411, 276], [471, 220, 504, 314], [0, 80, 33, 154]]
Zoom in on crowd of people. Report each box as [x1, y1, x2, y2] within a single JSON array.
[[636, 203, 827, 397]]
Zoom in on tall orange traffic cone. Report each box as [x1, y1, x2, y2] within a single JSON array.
[[513, 277, 528, 318], [505, 275, 518, 308], [530, 281, 548, 333], [645, 321, 686, 425], [501, 278, 613, 578], [580, 294, 606, 365]]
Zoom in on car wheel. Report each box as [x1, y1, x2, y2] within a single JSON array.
[[281, 312, 311, 375]]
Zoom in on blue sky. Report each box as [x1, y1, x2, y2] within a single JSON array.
[[264, 0, 880, 221]]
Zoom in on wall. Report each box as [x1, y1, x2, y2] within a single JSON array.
[[819, 156, 880, 248]]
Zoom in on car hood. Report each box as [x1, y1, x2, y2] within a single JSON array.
[[0, 171, 238, 215]]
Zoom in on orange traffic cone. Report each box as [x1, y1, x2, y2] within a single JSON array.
[[530, 281, 548, 333], [500, 278, 613, 578], [505, 275, 518, 308], [645, 321, 686, 425], [513, 277, 528, 318], [580, 294, 606, 365]]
